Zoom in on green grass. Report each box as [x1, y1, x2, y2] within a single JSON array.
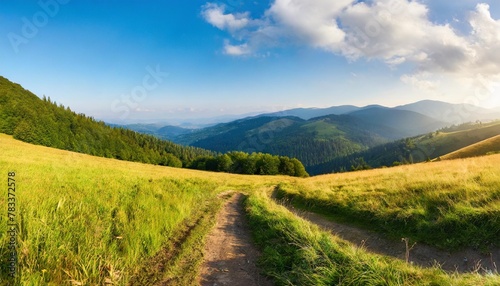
[[0, 134, 230, 285], [0, 134, 291, 285], [245, 189, 500, 285], [275, 157, 500, 250], [129, 192, 231, 285], [1, 133, 500, 285]]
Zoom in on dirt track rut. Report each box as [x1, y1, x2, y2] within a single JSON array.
[[283, 203, 499, 273], [199, 193, 273, 286]]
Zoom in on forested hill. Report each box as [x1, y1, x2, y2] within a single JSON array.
[[0, 76, 308, 177], [0, 76, 215, 167], [308, 120, 500, 175], [170, 110, 448, 169]]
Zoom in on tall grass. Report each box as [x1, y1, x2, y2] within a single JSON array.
[[0, 134, 295, 285], [0, 134, 229, 285], [245, 189, 500, 285], [1, 133, 500, 285], [276, 156, 500, 250]]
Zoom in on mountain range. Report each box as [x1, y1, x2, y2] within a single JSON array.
[[2, 73, 499, 176], [118, 101, 500, 174], [123, 100, 500, 142]]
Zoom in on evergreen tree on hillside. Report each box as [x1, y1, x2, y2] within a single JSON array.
[[0, 76, 309, 177]]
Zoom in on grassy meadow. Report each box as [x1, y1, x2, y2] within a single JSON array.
[[1, 133, 499, 285], [276, 156, 500, 250], [245, 189, 500, 285], [420, 121, 500, 159], [440, 135, 500, 160], [0, 134, 286, 285]]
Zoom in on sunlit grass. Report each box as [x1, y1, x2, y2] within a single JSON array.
[[1, 133, 499, 285], [277, 156, 500, 249], [245, 189, 500, 285], [0, 134, 276, 285], [440, 135, 500, 160]]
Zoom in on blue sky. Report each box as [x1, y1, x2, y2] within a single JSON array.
[[2, 0, 500, 124]]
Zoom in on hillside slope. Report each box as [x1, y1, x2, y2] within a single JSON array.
[[0, 133, 280, 285], [1, 134, 499, 285], [309, 121, 500, 174], [175, 114, 395, 168], [0, 76, 213, 166], [440, 134, 500, 160], [348, 107, 448, 138], [0, 76, 308, 177]]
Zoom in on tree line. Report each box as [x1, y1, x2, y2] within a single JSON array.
[[0, 76, 308, 177], [189, 152, 308, 177]]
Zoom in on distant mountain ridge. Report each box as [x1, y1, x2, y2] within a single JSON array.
[[259, 104, 388, 120], [395, 100, 499, 124], [259, 105, 360, 120], [254, 100, 499, 124], [165, 107, 453, 169], [175, 114, 391, 167], [347, 107, 447, 139], [118, 99, 500, 175], [120, 101, 500, 141], [109, 123, 195, 140]]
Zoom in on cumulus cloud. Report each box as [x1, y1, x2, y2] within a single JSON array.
[[265, 0, 352, 50], [202, 1, 500, 93], [202, 3, 250, 31], [224, 41, 251, 56], [468, 4, 500, 77], [340, 0, 473, 71]]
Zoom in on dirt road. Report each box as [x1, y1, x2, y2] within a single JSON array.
[[199, 193, 273, 286], [285, 205, 499, 273]]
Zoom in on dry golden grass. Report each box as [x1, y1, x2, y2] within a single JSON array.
[[440, 135, 500, 160]]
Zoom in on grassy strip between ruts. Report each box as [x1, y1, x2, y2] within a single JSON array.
[[245, 189, 500, 286], [0, 133, 227, 285], [128, 192, 232, 285], [274, 156, 500, 251]]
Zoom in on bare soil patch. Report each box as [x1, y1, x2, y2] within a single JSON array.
[[282, 203, 499, 274], [199, 193, 273, 286]]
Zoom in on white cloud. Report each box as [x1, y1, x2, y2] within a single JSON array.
[[224, 41, 251, 56], [468, 4, 500, 77], [201, 0, 354, 54], [266, 0, 353, 51], [202, 1, 500, 98], [202, 3, 250, 31], [339, 0, 473, 73]]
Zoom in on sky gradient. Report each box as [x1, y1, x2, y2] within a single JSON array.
[[2, 0, 500, 124]]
